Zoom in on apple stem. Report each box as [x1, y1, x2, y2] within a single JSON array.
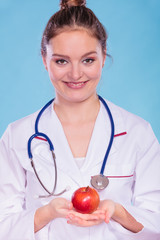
[[85, 186, 89, 192]]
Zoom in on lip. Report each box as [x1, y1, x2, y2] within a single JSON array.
[[64, 80, 89, 89]]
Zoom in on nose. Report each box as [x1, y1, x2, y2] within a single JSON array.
[[68, 63, 83, 81]]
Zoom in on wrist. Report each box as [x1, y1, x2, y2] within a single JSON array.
[[34, 204, 54, 233], [46, 203, 56, 220], [111, 203, 143, 233], [47, 202, 58, 220], [111, 202, 121, 221]]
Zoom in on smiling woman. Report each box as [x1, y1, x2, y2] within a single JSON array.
[[0, 0, 160, 240], [42, 30, 105, 103]]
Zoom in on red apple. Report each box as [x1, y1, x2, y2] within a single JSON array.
[[71, 186, 100, 214]]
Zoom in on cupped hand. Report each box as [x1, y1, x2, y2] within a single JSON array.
[[48, 198, 116, 227], [66, 199, 116, 227], [66, 208, 106, 227], [99, 199, 116, 223], [48, 197, 73, 219]]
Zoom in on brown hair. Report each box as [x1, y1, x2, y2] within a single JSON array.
[[41, 0, 108, 56]]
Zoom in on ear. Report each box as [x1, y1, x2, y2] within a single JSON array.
[[42, 55, 48, 71], [102, 49, 107, 67]]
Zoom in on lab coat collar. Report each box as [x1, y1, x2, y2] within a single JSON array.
[[37, 103, 84, 186], [80, 100, 125, 173], [37, 99, 126, 187]]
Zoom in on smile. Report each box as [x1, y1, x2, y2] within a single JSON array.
[[64, 81, 89, 89]]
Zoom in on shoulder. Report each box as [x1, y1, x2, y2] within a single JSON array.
[[104, 99, 148, 129], [103, 99, 158, 146], [0, 111, 38, 148], [0, 102, 52, 148], [4, 99, 54, 137], [9, 111, 39, 136]]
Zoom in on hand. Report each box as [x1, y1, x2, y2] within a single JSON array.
[[66, 199, 116, 227], [66, 208, 106, 227], [34, 197, 73, 232], [48, 197, 73, 219], [99, 199, 116, 223]]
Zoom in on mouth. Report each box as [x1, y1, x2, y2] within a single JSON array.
[[64, 80, 89, 89]]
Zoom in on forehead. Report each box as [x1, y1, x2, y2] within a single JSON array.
[[47, 29, 102, 55]]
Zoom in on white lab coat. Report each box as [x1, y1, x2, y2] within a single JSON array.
[[0, 99, 160, 240]]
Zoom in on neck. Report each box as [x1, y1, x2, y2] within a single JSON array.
[[54, 94, 100, 123]]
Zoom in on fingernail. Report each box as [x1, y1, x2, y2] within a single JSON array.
[[68, 203, 72, 209], [68, 214, 74, 219], [105, 217, 110, 223]]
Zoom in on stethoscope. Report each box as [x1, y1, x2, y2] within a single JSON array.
[[27, 95, 114, 198]]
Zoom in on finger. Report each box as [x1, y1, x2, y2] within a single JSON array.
[[105, 215, 110, 223], [68, 201, 73, 210], [66, 213, 95, 221], [104, 211, 112, 224], [70, 207, 105, 215], [67, 212, 105, 221], [67, 220, 102, 227], [67, 216, 103, 227], [68, 209, 105, 218], [62, 200, 73, 210], [93, 209, 106, 215]]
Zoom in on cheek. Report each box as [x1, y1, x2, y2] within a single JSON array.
[[48, 65, 65, 82], [85, 64, 102, 80]]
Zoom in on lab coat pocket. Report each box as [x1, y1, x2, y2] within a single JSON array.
[[93, 163, 135, 203], [104, 163, 134, 178]]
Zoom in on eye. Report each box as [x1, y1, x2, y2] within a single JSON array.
[[83, 58, 95, 64], [55, 59, 68, 65]]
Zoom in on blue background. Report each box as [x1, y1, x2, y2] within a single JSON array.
[[0, 0, 160, 141]]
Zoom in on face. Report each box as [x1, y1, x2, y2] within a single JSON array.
[[43, 29, 106, 103]]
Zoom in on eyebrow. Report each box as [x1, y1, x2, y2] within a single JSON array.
[[52, 51, 98, 59]]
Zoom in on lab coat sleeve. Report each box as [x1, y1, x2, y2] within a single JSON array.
[[0, 126, 36, 240], [110, 123, 160, 239]]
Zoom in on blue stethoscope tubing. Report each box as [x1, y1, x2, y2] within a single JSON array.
[[27, 95, 115, 196], [28, 98, 54, 159], [98, 95, 115, 175]]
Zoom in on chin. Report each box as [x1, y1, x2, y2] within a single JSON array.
[[67, 93, 97, 104], [55, 89, 98, 105]]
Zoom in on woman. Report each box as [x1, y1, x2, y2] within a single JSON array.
[[0, 0, 160, 239]]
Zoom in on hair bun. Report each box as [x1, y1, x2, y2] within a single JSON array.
[[60, 0, 86, 9]]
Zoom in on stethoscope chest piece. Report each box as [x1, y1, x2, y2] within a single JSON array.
[[91, 174, 109, 190]]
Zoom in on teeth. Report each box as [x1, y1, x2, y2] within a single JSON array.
[[67, 82, 85, 87], [65, 81, 88, 88], [70, 82, 84, 86]]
